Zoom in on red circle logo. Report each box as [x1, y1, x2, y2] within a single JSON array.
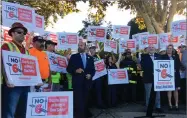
[[9, 11, 14, 18], [12, 64, 18, 73]]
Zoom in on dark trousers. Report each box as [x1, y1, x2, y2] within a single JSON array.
[[73, 77, 91, 118], [180, 79, 186, 104], [108, 85, 117, 107], [92, 78, 104, 107], [146, 83, 156, 116], [126, 83, 136, 102]]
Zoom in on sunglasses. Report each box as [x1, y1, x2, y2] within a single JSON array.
[[14, 31, 26, 35]]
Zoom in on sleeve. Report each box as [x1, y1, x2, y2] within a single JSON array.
[[66, 55, 76, 75], [90, 57, 96, 78]]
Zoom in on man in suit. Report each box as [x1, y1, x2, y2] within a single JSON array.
[[67, 41, 95, 118], [140, 45, 163, 114]]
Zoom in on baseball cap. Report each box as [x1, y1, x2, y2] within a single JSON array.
[[45, 40, 57, 45], [33, 36, 46, 42]]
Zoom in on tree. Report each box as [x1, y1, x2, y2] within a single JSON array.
[[6, 0, 79, 27], [127, 18, 147, 39], [117, 0, 186, 34]]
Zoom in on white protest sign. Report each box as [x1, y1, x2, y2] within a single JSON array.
[[93, 59, 107, 80], [132, 32, 149, 48], [46, 52, 68, 73], [139, 34, 158, 50], [2, 50, 42, 86], [104, 40, 117, 54], [159, 33, 185, 49], [87, 26, 107, 42], [1, 26, 12, 42], [159, 33, 170, 49], [154, 60, 175, 91], [43, 31, 58, 43], [171, 20, 186, 37], [34, 13, 45, 35], [2, 1, 35, 32], [112, 25, 130, 39], [26, 92, 73, 118], [119, 39, 136, 53], [58, 32, 79, 50], [108, 69, 129, 85]]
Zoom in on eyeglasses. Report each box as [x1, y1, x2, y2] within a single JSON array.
[[14, 31, 26, 35]]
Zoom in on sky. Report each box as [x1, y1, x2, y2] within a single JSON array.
[[46, 2, 186, 33]]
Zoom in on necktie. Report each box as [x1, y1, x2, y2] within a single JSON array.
[[81, 53, 86, 68]]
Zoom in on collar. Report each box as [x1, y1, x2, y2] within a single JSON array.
[[149, 53, 154, 56], [12, 40, 24, 48]]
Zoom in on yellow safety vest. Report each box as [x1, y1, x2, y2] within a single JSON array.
[[1, 42, 29, 84], [125, 67, 137, 84]]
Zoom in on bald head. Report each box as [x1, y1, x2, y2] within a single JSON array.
[[78, 41, 86, 53]]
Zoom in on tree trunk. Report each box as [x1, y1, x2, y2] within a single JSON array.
[[166, 0, 177, 32]]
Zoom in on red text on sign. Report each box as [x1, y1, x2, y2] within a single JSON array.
[[148, 36, 157, 44], [47, 96, 69, 115], [96, 29, 105, 37], [18, 8, 32, 23], [110, 41, 117, 49], [36, 16, 42, 28], [117, 71, 126, 79], [67, 35, 77, 44], [127, 41, 135, 48], [96, 62, 105, 72], [120, 27, 128, 35], [21, 58, 37, 76]]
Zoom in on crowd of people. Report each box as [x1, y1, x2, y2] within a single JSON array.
[[1, 22, 187, 118]]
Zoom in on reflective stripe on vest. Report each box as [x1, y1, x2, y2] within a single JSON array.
[[129, 80, 137, 84], [96, 54, 101, 59], [126, 67, 134, 71], [7, 42, 29, 55]]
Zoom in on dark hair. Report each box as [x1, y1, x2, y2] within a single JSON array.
[[105, 55, 112, 67]]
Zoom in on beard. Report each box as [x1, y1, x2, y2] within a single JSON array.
[[15, 35, 25, 42], [78, 48, 85, 53]]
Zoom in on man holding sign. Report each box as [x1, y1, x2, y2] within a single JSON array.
[[1, 22, 41, 118]]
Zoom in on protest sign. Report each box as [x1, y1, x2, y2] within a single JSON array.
[[1, 26, 12, 42], [93, 59, 107, 80], [2, 50, 42, 86], [104, 40, 117, 54], [119, 39, 136, 53], [108, 69, 129, 85], [46, 52, 68, 73], [43, 31, 58, 43], [87, 26, 107, 42], [132, 32, 149, 48], [112, 25, 130, 39], [26, 92, 73, 118], [2, 1, 35, 32], [58, 32, 79, 50], [35, 13, 45, 35], [171, 20, 186, 37], [139, 34, 158, 49], [154, 60, 175, 91]]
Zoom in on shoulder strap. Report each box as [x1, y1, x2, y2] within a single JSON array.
[[7, 42, 20, 53]]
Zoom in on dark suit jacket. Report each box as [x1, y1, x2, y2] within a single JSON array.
[[140, 53, 161, 83], [161, 54, 181, 83], [67, 53, 95, 87]]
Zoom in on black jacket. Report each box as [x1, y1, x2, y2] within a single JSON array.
[[161, 54, 181, 81], [120, 58, 137, 81], [140, 53, 161, 83]]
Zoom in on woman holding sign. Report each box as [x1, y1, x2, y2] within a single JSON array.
[[105, 53, 118, 107], [162, 44, 181, 111]]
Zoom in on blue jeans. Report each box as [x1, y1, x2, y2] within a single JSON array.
[[144, 83, 161, 108], [3, 86, 30, 118]]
